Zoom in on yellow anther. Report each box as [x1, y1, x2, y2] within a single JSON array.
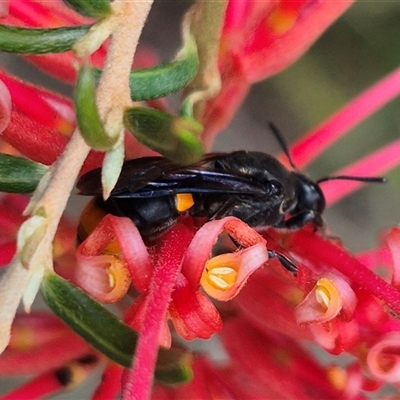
[[208, 266, 237, 290], [316, 285, 331, 309], [315, 277, 341, 311], [108, 269, 116, 289], [103, 258, 131, 302], [175, 193, 194, 212], [202, 259, 238, 292]]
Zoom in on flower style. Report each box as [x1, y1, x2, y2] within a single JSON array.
[[1, 1, 400, 400]]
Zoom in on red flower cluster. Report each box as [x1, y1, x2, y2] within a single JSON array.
[[1, 1, 400, 399]]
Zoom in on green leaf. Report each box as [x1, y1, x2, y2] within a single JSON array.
[[63, 0, 111, 19], [75, 64, 118, 151], [93, 35, 198, 101], [0, 153, 47, 193], [0, 24, 91, 54], [41, 272, 137, 368], [41, 273, 193, 383], [124, 107, 204, 165]]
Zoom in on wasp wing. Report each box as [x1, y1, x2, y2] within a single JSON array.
[[77, 154, 269, 198]]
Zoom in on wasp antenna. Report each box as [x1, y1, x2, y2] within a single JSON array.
[[268, 122, 298, 170], [317, 175, 387, 184]]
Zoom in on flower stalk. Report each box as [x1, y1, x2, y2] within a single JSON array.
[[0, 0, 154, 354]]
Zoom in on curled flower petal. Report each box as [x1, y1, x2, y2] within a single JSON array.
[[309, 319, 359, 355], [75, 254, 131, 303], [0, 79, 11, 134], [182, 217, 265, 288], [110, 216, 153, 291], [77, 214, 153, 292], [367, 332, 400, 382], [169, 279, 222, 341], [201, 243, 269, 301], [383, 227, 400, 290], [295, 274, 357, 324], [287, 229, 400, 317]]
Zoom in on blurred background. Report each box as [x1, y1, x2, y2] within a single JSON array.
[[1, 0, 400, 398], [2, 1, 400, 255]]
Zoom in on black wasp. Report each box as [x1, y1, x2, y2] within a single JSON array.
[[77, 124, 385, 274]]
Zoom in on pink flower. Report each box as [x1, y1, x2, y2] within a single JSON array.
[[2, 1, 400, 400], [202, 0, 354, 146]]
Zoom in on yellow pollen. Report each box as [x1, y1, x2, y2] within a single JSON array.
[[102, 258, 131, 302], [108, 268, 116, 289], [175, 193, 194, 212], [316, 285, 331, 309], [204, 265, 238, 291]]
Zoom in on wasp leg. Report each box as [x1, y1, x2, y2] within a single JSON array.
[[279, 210, 324, 230], [268, 250, 297, 276]]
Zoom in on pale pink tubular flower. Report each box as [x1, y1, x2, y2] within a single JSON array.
[[384, 227, 400, 289], [3, 1, 400, 399], [367, 332, 400, 383], [295, 274, 357, 325]]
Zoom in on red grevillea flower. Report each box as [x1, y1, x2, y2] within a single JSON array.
[[3, 1, 400, 400], [201, 0, 354, 146]]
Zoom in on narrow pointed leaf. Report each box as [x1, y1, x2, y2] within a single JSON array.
[[0, 153, 47, 193], [41, 273, 194, 383], [63, 0, 111, 19], [124, 107, 204, 164], [41, 272, 137, 368], [93, 36, 198, 101], [0, 24, 91, 54], [75, 64, 118, 151]]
